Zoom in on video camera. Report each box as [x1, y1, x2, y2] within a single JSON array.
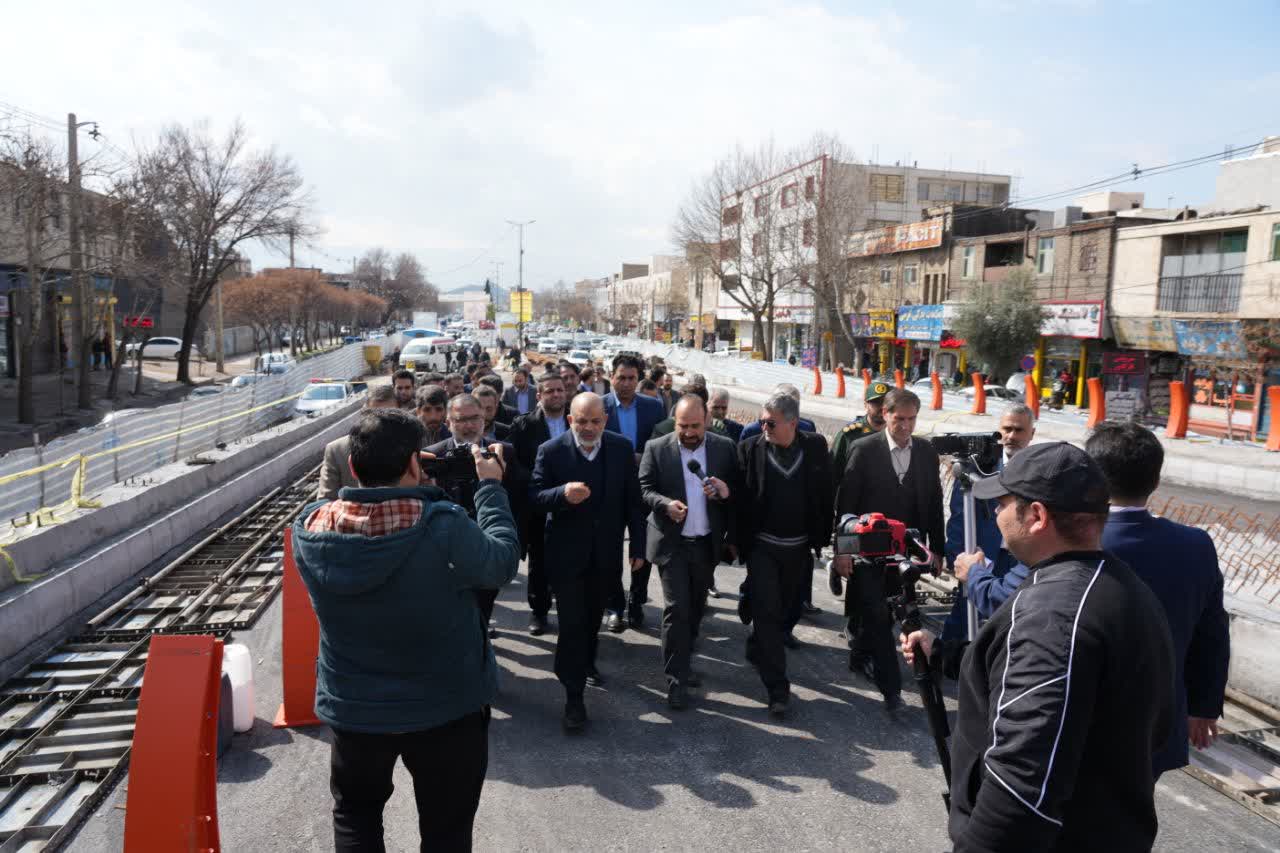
[[929, 431, 1001, 470], [420, 445, 495, 484], [834, 512, 928, 563]]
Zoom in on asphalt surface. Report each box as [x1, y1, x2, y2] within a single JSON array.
[[67, 557, 1280, 852]]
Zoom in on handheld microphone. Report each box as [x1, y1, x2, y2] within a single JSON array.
[[687, 459, 716, 494]]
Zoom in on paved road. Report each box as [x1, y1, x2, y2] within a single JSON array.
[[68, 558, 1280, 852]]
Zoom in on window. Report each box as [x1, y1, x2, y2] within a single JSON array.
[[962, 246, 975, 279], [879, 267, 892, 285], [1037, 237, 1055, 275], [977, 183, 995, 204], [870, 173, 904, 202], [802, 218, 814, 247], [940, 273, 950, 301], [719, 238, 739, 261], [804, 176, 816, 200], [1078, 244, 1098, 272], [50, 195, 62, 231], [1272, 223, 1280, 261], [751, 233, 762, 256], [721, 204, 741, 226], [780, 183, 799, 208], [917, 181, 932, 202], [753, 196, 766, 217], [904, 266, 918, 287]]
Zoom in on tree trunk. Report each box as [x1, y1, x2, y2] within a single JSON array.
[[105, 342, 127, 401], [176, 294, 203, 384]]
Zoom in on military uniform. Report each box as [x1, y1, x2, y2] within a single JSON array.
[[830, 381, 890, 485]]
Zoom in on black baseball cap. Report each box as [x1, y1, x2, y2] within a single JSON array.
[[971, 441, 1110, 512]]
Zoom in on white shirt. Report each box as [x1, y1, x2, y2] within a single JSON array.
[[1109, 505, 1147, 514], [886, 428, 913, 483], [677, 440, 711, 537], [546, 413, 568, 439], [572, 430, 600, 461]]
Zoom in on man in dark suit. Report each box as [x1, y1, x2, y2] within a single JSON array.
[[708, 387, 744, 443], [425, 394, 529, 636], [601, 353, 666, 630], [471, 385, 510, 441], [530, 393, 645, 732], [318, 386, 399, 500], [737, 384, 816, 443], [506, 372, 571, 635], [639, 395, 739, 709], [1087, 421, 1230, 778], [737, 391, 833, 717], [502, 368, 536, 416], [476, 374, 519, 425], [834, 387, 945, 711]]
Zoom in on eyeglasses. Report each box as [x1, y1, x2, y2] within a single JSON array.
[[452, 414, 484, 425], [759, 419, 778, 430]]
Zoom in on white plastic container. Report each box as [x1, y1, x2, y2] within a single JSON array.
[[221, 643, 256, 733]]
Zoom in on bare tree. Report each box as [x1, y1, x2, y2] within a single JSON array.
[[136, 120, 312, 383]]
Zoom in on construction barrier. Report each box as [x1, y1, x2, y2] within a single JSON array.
[[1086, 377, 1105, 429], [893, 369, 905, 389], [274, 529, 323, 728], [970, 373, 986, 415], [1025, 375, 1041, 419], [1166, 381, 1190, 439], [124, 634, 223, 853], [1268, 387, 1280, 452], [812, 366, 823, 396], [930, 372, 943, 411], [835, 366, 845, 399], [862, 368, 872, 389]]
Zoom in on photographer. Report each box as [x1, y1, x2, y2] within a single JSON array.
[[292, 409, 520, 852], [426, 394, 529, 635], [901, 442, 1174, 852]]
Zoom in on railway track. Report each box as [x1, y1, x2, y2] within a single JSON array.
[[0, 465, 320, 852]]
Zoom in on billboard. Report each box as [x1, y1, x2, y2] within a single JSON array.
[[896, 304, 945, 341], [509, 290, 533, 323], [1112, 316, 1177, 352], [1173, 319, 1248, 360], [1040, 301, 1104, 339], [869, 310, 896, 338], [848, 313, 871, 337], [847, 218, 944, 258]]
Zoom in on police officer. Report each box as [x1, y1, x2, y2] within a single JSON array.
[[827, 380, 888, 597]]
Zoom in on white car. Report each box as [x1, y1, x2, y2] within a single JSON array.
[[257, 352, 295, 372], [124, 336, 186, 360], [293, 381, 354, 417], [229, 374, 267, 390], [399, 338, 456, 373], [961, 383, 1020, 401], [186, 385, 225, 401], [566, 349, 592, 368], [537, 339, 559, 355]]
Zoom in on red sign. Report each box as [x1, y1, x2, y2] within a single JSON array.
[[1102, 352, 1146, 376], [123, 316, 154, 329]]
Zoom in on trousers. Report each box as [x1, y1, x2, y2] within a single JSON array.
[[607, 559, 651, 614], [744, 541, 811, 700], [525, 516, 552, 617], [846, 559, 903, 697], [656, 538, 714, 688], [549, 565, 604, 695], [330, 709, 490, 852]]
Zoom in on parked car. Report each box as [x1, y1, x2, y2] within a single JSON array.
[[537, 339, 559, 355], [399, 338, 456, 373], [256, 352, 296, 372], [229, 373, 267, 390], [124, 337, 186, 360], [293, 380, 355, 418], [961, 383, 1019, 401], [566, 349, 592, 369], [186, 385, 225, 401]]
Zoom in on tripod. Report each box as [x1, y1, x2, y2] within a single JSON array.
[[951, 455, 996, 642]]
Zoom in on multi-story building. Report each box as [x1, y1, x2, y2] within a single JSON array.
[[603, 256, 688, 340]]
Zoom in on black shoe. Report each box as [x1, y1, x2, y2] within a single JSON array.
[[827, 563, 843, 597], [627, 607, 645, 629], [768, 696, 789, 718], [585, 667, 606, 688], [606, 611, 626, 633], [801, 600, 820, 615], [528, 613, 547, 636], [707, 585, 720, 599], [783, 632, 800, 649], [488, 623, 498, 639], [667, 684, 689, 710], [883, 692, 904, 713], [563, 696, 587, 732], [849, 652, 876, 682], [685, 670, 702, 688]]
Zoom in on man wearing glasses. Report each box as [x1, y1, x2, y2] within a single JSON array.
[[735, 392, 833, 717]]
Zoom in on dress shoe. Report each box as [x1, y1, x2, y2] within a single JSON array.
[[585, 667, 606, 687], [768, 695, 789, 718], [883, 692, 904, 713], [667, 684, 689, 710], [685, 670, 702, 688], [627, 606, 645, 629], [488, 624, 498, 639], [827, 563, 843, 597], [707, 584, 720, 599], [528, 613, 547, 636], [801, 600, 820, 615], [606, 611, 626, 633], [563, 696, 587, 732], [783, 632, 800, 649]]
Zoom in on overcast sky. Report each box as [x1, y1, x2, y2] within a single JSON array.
[[5, 1, 1277, 292]]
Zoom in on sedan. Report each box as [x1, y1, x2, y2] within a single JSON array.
[[961, 384, 1020, 401], [124, 337, 186, 360]]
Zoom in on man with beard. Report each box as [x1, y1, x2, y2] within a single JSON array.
[[471, 385, 509, 442], [708, 387, 744, 443], [392, 369, 417, 410], [414, 385, 452, 447]]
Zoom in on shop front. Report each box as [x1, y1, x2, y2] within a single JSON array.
[[715, 299, 813, 361], [1033, 301, 1106, 408], [1111, 317, 1183, 421], [895, 304, 965, 383]]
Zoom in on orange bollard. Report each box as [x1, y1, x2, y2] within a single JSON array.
[[1266, 387, 1280, 451], [835, 366, 846, 398], [971, 372, 987, 415], [812, 365, 823, 396], [1086, 376, 1105, 429], [930, 372, 943, 410], [274, 528, 323, 728], [124, 634, 223, 853], [1025, 374, 1041, 419], [1166, 381, 1190, 439], [862, 368, 873, 389], [894, 368, 905, 389]]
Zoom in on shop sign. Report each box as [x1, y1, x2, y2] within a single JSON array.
[[869, 310, 896, 338], [847, 218, 944, 257], [848, 313, 871, 337], [800, 347, 817, 368], [1112, 316, 1177, 352], [1103, 352, 1146, 376], [1040, 301, 1104, 339], [896, 304, 945, 342], [1173, 319, 1248, 361]]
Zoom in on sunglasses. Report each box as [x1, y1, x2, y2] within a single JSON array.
[[759, 418, 779, 429]]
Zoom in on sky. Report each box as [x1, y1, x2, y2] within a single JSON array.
[[4, 0, 1278, 293]]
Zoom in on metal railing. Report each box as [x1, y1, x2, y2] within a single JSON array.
[[1156, 273, 1242, 313]]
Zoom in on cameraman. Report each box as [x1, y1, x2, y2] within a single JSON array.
[[292, 409, 520, 851], [426, 394, 528, 635]]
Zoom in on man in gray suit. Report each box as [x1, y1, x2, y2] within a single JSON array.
[[638, 395, 739, 709], [317, 385, 399, 500]]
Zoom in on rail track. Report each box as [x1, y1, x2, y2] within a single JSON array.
[[0, 465, 320, 851]]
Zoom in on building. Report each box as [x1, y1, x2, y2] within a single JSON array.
[[1211, 137, 1280, 211], [602, 257, 688, 340], [438, 285, 493, 323]]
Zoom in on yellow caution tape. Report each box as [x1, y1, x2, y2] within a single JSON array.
[[0, 544, 46, 584]]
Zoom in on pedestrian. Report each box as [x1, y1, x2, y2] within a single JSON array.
[[530, 393, 645, 732], [825, 380, 890, 598], [707, 387, 744, 444], [736, 391, 833, 717], [414, 385, 452, 446], [392, 369, 416, 410], [638, 395, 739, 709], [476, 374, 518, 426], [737, 384, 816, 442], [502, 368, 535, 415], [103, 330, 113, 370], [292, 409, 520, 852], [318, 386, 400, 500], [901, 442, 1175, 851], [1087, 421, 1230, 779], [91, 335, 104, 370], [833, 388, 944, 711], [471, 385, 509, 442]]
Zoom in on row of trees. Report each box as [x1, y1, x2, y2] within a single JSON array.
[[352, 248, 438, 325], [222, 269, 387, 358]]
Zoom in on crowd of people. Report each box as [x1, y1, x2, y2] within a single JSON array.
[[296, 344, 1230, 852]]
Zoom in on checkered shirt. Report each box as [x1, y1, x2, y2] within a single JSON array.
[[305, 498, 424, 537]]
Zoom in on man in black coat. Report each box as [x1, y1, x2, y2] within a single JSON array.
[[834, 387, 944, 711], [708, 387, 744, 443], [531, 393, 645, 732], [736, 391, 833, 717], [638, 396, 739, 710], [506, 373, 571, 635], [425, 394, 528, 636]]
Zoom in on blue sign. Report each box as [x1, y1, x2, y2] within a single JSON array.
[[848, 314, 872, 337], [896, 304, 945, 342], [1173, 320, 1247, 360], [800, 347, 818, 368]]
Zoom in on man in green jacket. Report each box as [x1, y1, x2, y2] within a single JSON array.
[[293, 408, 520, 852]]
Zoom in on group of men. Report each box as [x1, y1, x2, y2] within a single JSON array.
[[308, 347, 1231, 852]]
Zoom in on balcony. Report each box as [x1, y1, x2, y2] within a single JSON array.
[[1156, 273, 1242, 313]]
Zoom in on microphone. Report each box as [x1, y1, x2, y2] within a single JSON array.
[[687, 459, 716, 494]]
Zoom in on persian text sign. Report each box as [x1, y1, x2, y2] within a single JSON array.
[[847, 219, 944, 257], [896, 304, 945, 341], [1041, 302, 1104, 339], [1173, 320, 1248, 361], [869, 310, 896, 338], [1112, 316, 1177, 352]]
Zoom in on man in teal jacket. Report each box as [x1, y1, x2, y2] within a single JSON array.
[[292, 408, 520, 852]]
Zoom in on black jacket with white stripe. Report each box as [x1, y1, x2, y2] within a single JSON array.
[[949, 550, 1175, 852]]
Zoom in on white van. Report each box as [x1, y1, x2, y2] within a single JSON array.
[[399, 338, 457, 373]]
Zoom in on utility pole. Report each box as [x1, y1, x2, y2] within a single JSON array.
[[506, 219, 534, 347], [694, 267, 705, 352], [288, 229, 295, 268], [214, 278, 225, 373], [67, 112, 92, 410]]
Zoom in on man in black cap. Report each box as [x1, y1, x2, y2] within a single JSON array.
[[900, 441, 1175, 853]]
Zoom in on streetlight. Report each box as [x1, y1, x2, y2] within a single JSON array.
[[506, 219, 534, 347]]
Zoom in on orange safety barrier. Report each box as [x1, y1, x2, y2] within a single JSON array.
[[970, 372, 987, 415], [1166, 381, 1190, 439], [1085, 376, 1105, 429], [1267, 387, 1280, 451], [1025, 374, 1041, 419], [274, 528, 323, 728], [835, 366, 846, 398], [812, 366, 823, 396], [893, 369, 905, 389], [930, 372, 943, 410], [124, 634, 223, 853], [862, 368, 872, 389]]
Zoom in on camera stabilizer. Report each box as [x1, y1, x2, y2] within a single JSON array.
[[930, 432, 1001, 642]]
